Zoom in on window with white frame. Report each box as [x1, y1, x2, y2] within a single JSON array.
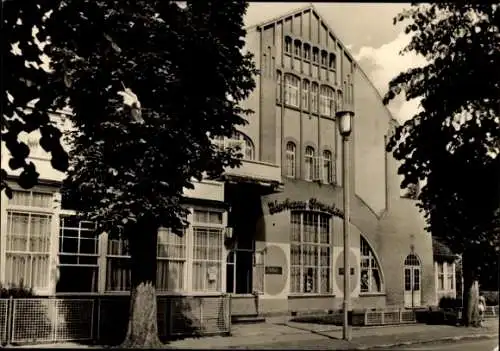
[[285, 142, 296, 178], [290, 211, 331, 294], [319, 86, 335, 117], [302, 80, 309, 110], [5, 190, 53, 290], [360, 237, 382, 293], [213, 131, 255, 160], [437, 263, 445, 290], [276, 70, 282, 103], [106, 237, 131, 291], [311, 83, 319, 113], [322, 150, 334, 184], [157, 227, 186, 292], [304, 146, 315, 181], [192, 209, 224, 292], [285, 74, 300, 107], [57, 215, 98, 293], [446, 264, 454, 291]]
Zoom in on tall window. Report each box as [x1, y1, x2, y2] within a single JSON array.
[[192, 210, 224, 292], [57, 215, 98, 293], [311, 83, 319, 113], [336, 90, 343, 112], [320, 51, 327, 66], [290, 212, 331, 294], [276, 70, 282, 103], [328, 53, 336, 70], [285, 74, 300, 107], [106, 237, 131, 291], [319, 86, 335, 117], [302, 80, 310, 110], [360, 237, 382, 293], [322, 150, 334, 184], [285, 142, 296, 178], [304, 146, 315, 181], [5, 190, 53, 290], [284, 36, 292, 54], [447, 264, 454, 291], [303, 44, 311, 60], [312, 47, 319, 63], [294, 40, 302, 57], [437, 263, 445, 290], [157, 228, 186, 292]]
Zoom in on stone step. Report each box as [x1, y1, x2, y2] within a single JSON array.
[[231, 314, 267, 324]]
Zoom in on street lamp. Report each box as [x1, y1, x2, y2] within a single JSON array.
[[336, 109, 355, 341]]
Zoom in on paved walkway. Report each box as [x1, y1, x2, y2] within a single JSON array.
[[6, 319, 498, 349]]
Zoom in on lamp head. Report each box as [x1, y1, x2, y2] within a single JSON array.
[[336, 110, 355, 137]]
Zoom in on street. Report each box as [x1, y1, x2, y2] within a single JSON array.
[[393, 338, 498, 350]]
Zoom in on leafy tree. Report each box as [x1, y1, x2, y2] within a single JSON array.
[[4, 0, 257, 347], [2, 0, 69, 196], [384, 3, 500, 326]]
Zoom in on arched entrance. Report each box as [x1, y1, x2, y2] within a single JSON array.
[[404, 254, 422, 308]]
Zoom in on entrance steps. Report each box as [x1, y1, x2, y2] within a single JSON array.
[[231, 314, 266, 324]]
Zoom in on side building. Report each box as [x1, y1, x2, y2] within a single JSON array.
[[1, 5, 444, 317]]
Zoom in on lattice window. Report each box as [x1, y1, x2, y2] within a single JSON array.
[[212, 131, 254, 160], [57, 215, 98, 293], [311, 83, 319, 113], [285, 74, 300, 107], [157, 228, 186, 292], [5, 190, 53, 290], [192, 210, 224, 292], [285, 142, 296, 178], [302, 80, 310, 110], [304, 146, 315, 181], [322, 150, 334, 184], [290, 211, 331, 294], [106, 237, 131, 291], [319, 85, 335, 117], [360, 237, 382, 293], [437, 263, 445, 290]]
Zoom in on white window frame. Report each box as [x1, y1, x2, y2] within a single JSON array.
[[157, 227, 187, 292], [302, 80, 310, 111], [437, 262, 445, 291], [212, 132, 255, 160], [57, 214, 99, 293], [304, 146, 315, 181], [322, 150, 334, 184], [311, 83, 319, 113], [360, 237, 383, 293], [285, 74, 300, 108], [4, 190, 54, 293], [319, 86, 335, 117], [285, 142, 296, 178], [191, 209, 225, 293], [290, 211, 332, 295]]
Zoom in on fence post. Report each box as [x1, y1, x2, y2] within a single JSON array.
[[7, 297, 13, 346]]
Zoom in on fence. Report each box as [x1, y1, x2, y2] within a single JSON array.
[[0, 295, 231, 346], [364, 308, 416, 326]]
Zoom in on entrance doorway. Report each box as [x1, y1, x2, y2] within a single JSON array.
[[226, 249, 253, 294], [404, 254, 422, 308]]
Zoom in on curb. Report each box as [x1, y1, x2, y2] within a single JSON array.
[[353, 333, 498, 350]]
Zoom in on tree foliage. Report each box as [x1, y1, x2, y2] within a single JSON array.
[[385, 3, 500, 323], [4, 0, 257, 345]]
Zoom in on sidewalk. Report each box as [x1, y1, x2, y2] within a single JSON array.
[[6, 319, 498, 349], [166, 318, 499, 349]]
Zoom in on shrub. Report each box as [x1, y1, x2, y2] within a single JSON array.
[[0, 281, 34, 298], [438, 296, 462, 309], [482, 291, 499, 306]]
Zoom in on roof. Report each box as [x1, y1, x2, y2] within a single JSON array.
[[432, 237, 458, 262]]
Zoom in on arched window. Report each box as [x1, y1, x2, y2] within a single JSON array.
[[302, 80, 310, 110], [232, 131, 255, 160], [285, 74, 300, 107], [311, 83, 319, 113], [276, 70, 282, 103], [304, 146, 315, 181], [319, 86, 335, 117], [290, 211, 331, 293], [360, 237, 383, 293], [285, 142, 296, 178], [312, 47, 319, 63], [320, 50, 328, 66], [284, 36, 292, 54], [329, 53, 336, 70], [404, 253, 422, 307], [303, 43, 311, 60], [294, 39, 302, 57], [322, 150, 334, 184]]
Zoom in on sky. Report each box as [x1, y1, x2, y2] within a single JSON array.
[[244, 2, 427, 123]]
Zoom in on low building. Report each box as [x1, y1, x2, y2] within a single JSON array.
[[1, 5, 451, 319]]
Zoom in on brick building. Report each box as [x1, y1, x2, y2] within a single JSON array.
[[0, 5, 449, 318]]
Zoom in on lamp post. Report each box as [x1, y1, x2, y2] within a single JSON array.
[[337, 109, 355, 341]]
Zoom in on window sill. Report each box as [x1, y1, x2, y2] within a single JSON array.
[[359, 292, 386, 297], [288, 293, 335, 298]]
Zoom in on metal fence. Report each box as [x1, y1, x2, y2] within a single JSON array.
[[0, 295, 231, 346], [364, 308, 416, 326]]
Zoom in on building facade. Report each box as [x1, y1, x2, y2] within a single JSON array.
[[1, 6, 444, 316]]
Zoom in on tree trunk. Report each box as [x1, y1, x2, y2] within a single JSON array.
[[120, 221, 163, 348], [462, 252, 481, 327]]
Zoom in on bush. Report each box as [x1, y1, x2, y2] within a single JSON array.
[[438, 296, 462, 309], [482, 291, 499, 306], [0, 282, 34, 298]]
